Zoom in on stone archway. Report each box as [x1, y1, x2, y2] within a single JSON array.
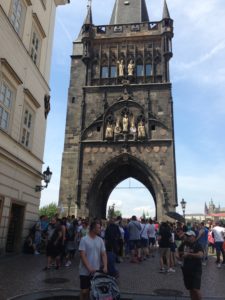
[[86, 153, 167, 221]]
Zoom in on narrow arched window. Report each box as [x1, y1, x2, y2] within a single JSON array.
[[101, 58, 109, 78], [146, 64, 152, 76], [136, 59, 144, 77], [110, 59, 117, 78], [101, 67, 109, 78]]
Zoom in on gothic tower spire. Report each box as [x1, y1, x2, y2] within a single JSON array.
[[84, 1, 93, 25], [110, 0, 149, 25], [162, 0, 170, 19]]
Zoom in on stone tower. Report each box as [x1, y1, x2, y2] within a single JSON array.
[[59, 0, 177, 220]]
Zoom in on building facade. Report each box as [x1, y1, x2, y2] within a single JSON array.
[[59, 0, 177, 220], [0, 0, 69, 254]]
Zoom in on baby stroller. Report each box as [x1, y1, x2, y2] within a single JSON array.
[[90, 272, 120, 300]]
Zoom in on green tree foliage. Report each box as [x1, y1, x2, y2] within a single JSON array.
[[39, 203, 58, 219], [107, 203, 122, 219]]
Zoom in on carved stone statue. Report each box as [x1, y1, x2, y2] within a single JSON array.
[[122, 114, 129, 132], [128, 60, 135, 76], [105, 122, 114, 139], [138, 120, 146, 138], [130, 116, 136, 133], [114, 117, 121, 134], [117, 60, 124, 77]]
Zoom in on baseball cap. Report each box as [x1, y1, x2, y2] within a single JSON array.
[[185, 230, 196, 237]]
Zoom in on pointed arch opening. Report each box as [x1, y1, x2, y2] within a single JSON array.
[[86, 154, 166, 220], [107, 178, 156, 219]]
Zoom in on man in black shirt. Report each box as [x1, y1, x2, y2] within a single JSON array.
[[178, 231, 204, 300]]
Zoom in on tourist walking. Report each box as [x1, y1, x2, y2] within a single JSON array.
[[128, 216, 141, 263], [212, 221, 225, 268], [158, 222, 173, 272]]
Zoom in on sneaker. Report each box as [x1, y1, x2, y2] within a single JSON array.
[[159, 268, 166, 273], [34, 251, 40, 255], [202, 262, 207, 266], [167, 268, 176, 273], [217, 263, 221, 269], [65, 261, 71, 267]]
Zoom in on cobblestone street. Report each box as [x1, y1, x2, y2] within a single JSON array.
[[0, 252, 224, 300]]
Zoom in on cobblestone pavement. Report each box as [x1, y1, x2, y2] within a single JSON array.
[[0, 251, 225, 300]]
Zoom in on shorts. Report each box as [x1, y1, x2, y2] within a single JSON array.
[[182, 268, 202, 290], [170, 243, 177, 253], [80, 275, 91, 290], [141, 238, 148, 248], [129, 239, 141, 251], [159, 247, 170, 257], [149, 237, 156, 246], [215, 242, 224, 252]]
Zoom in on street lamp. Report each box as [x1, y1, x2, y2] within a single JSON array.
[[67, 194, 72, 216], [35, 166, 52, 192], [180, 198, 187, 219]]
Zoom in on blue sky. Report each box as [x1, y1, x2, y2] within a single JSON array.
[[40, 0, 225, 218]]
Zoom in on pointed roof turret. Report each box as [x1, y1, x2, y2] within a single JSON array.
[[110, 0, 149, 25], [162, 0, 170, 19], [84, 2, 93, 25]]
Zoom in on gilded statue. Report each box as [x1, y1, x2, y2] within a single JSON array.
[[105, 122, 114, 139], [114, 117, 121, 134], [122, 114, 129, 132], [128, 60, 135, 76], [130, 116, 136, 133], [117, 60, 124, 77], [138, 120, 146, 138]]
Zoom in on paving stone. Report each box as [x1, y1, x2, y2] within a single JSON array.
[[0, 252, 225, 300]]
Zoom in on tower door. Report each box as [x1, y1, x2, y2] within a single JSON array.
[[6, 203, 25, 253]]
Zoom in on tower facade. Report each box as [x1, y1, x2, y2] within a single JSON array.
[[59, 0, 177, 220]]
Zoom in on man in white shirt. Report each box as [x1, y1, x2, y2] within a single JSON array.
[[79, 221, 107, 300], [212, 221, 225, 268]]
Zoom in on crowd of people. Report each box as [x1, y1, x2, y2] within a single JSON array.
[[23, 215, 225, 300]]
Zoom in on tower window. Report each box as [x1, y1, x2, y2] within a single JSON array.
[[101, 67, 109, 78], [110, 66, 117, 78], [146, 64, 152, 76], [151, 125, 156, 131], [136, 64, 144, 77]]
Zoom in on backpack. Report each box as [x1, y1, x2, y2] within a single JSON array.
[[90, 272, 120, 300]]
